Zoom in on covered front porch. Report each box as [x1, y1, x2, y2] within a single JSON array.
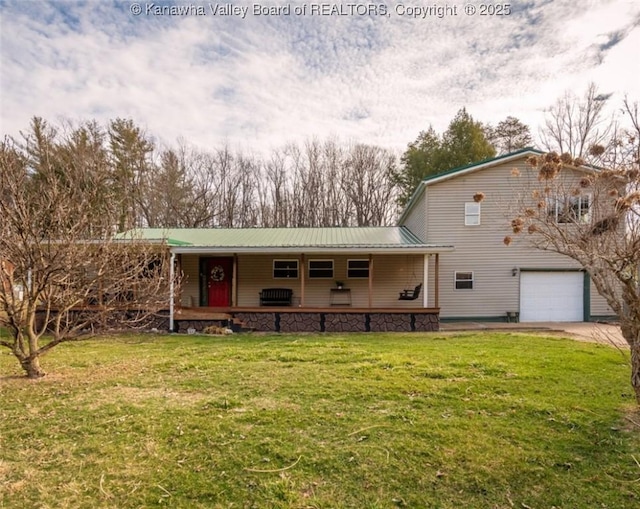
[[143, 227, 453, 333], [170, 251, 450, 332]]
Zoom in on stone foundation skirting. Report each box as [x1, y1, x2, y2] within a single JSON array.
[[233, 311, 438, 333]]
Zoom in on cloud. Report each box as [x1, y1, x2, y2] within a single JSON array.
[[1, 0, 639, 154]]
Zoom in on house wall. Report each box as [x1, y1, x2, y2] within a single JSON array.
[[401, 191, 428, 242], [415, 157, 614, 319], [178, 255, 200, 307], [590, 279, 615, 317], [179, 254, 425, 309]]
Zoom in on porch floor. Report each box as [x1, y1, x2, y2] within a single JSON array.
[[173, 306, 439, 333], [174, 306, 440, 321]]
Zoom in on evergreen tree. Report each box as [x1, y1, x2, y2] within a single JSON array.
[[395, 108, 496, 205], [108, 119, 154, 232]]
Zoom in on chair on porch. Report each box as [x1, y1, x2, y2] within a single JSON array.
[[398, 283, 422, 301]]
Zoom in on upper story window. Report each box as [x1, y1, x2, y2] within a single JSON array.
[[309, 260, 334, 278], [465, 202, 481, 226], [547, 194, 591, 224], [347, 259, 370, 278], [273, 260, 298, 279]]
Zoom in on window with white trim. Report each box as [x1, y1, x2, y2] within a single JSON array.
[[464, 202, 481, 226], [347, 259, 369, 278], [454, 271, 474, 290], [547, 194, 591, 224], [273, 260, 298, 279], [309, 259, 334, 278]]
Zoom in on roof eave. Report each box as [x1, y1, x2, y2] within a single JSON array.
[[397, 184, 427, 225], [421, 148, 543, 187], [169, 246, 455, 255]]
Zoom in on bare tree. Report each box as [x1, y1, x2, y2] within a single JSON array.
[[540, 83, 614, 159], [487, 116, 533, 154], [598, 97, 640, 171], [0, 137, 170, 378], [261, 148, 292, 227], [235, 153, 261, 227], [505, 137, 640, 402], [342, 144, 399, 226], [321, 140, 350, 226]]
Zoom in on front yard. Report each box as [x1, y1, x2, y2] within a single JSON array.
[[0, 332, 638, 508]]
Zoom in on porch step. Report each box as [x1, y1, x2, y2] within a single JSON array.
[[230, 316, 255, 333], [173, 309, 256, 333], [174, 308, 232, 321], [210, 313, 233, 320]]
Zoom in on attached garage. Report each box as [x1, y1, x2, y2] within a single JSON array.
[[519, 271, 584, 322]]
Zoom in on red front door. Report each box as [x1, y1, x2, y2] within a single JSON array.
[[206, 257, 233, 307]]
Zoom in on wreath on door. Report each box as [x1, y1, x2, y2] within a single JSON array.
[[210, 265, 225, 282]]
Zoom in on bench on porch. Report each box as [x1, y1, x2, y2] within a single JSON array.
[[259, 288, 293, 306]]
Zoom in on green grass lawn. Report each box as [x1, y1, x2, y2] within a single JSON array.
[[1, 332, 638, 508]]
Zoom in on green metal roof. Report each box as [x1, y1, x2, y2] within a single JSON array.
[[420, 147, 542, 184], [121, 227, 453, 254]]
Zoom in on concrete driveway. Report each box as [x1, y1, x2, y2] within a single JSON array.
[[439, 321, 628, 348]]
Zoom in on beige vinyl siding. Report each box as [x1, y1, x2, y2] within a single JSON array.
[[237, 254, 424, 308], [179, 254, 425, 308], [401, 191, 427, 241], [420, 158, 612, 318], [369, 255, 424, 308], [179, 254, 200, 307], [590, 279, 615, 317]]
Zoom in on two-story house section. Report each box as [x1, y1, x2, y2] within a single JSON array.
[[398, 148, 615, 322]]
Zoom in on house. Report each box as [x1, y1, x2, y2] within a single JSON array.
[[127, 148, 616, 332], [398, 148, 615, 323], [130, 227, 453, 332]]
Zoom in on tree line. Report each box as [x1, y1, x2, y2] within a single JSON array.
[[2, 82, 633, 231], [3, 118, 400, 230], [2, 111, 535, 230]]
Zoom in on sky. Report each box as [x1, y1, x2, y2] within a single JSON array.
[[1, 0, 639, 155]]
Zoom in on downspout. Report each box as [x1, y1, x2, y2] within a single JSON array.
[[232, 253, 238, 307], [169, 251, 175, 332], [434, 253, 440, 308], [300, 253, 305, 307]]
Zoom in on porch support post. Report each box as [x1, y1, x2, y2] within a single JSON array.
[[423, 254, 429, 308], [434, 253, 440, 308], [368, 254, 373, 308], [176, 254, 182, 307], [300, 253, 305, 307], [169, 251, 176, 332], [232, 254, 238, 306]]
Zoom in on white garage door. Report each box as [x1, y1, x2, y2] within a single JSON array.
[[520, 271, 583, 322]]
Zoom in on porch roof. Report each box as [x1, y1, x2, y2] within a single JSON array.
[[125, 227, 454, 255]]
